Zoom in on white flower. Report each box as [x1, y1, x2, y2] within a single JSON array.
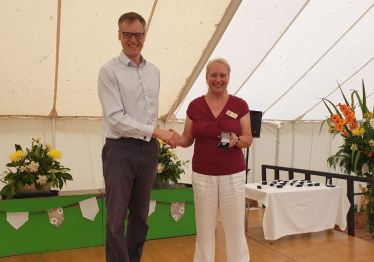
[[170, 151, 177, 157], [351, 144, 358, 151], [370, 140, 374, 147], [157, 163, 164, 173], [20, 166, 27, 172], [36, 175, 48, 185], [370, 119, 374, 129], [57, 208, 63, 214], [27, 161, 39, 173]]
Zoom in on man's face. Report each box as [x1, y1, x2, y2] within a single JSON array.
[[118, 19, 145, 62]]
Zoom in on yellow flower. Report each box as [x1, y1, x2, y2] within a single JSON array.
[[157, 138, 165, 145], [9, 150, 26, 162], [49, 149, 62, 159], [352, 127, 365, 136], [46, 143, 52, 150]]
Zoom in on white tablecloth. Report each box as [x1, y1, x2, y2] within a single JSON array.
[[245, 183, 351, 240]]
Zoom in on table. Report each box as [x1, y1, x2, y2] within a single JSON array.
[[245, 183, 351, 241]]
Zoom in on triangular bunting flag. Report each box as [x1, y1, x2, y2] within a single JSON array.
[[148, 201, 156, 217], [79, 197, 99, 221], [48, 207, 64, 227], [171, 202, 185, 222], [7, 212, 29, 229]]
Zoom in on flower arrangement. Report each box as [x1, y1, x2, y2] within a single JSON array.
[[322, 80, 374, 235], [0, 138, 73, 199], [155, 138, 189, 188]]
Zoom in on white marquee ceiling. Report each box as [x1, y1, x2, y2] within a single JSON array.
[[1, 0, 374, 122]]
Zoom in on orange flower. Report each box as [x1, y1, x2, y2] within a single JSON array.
[[331, 114, 340, 123], [343, 130, 349, 136], [349, 122, 358, 130], [368, 153, 372, 157], [339, 104, 353, 117], [345, 116, 354, 124], [334, 124, 343, 132], [339, 103, 347, 112]]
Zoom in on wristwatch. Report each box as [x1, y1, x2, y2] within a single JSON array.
[[235, 133, 241, 141]]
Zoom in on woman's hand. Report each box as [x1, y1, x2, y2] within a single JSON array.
[[217, 132, 240, 148], [229, 132, 240, 148]]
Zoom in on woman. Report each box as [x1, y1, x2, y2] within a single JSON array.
[[179, 58, 253, 262]]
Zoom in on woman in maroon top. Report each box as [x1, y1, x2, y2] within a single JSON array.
[[179, 58, 253, 262]]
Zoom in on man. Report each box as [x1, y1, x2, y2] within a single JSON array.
[[98, 12, 179, 262]]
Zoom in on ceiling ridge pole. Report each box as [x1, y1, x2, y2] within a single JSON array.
[[164, 0, 243, 122], [49, 0, 62, 118], [145, 0, 158, 35], [295, 56, 374, 121], [233, 0, 310, 97], [263, 3, 374, 116]]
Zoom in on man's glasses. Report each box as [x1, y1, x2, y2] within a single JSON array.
[[119, 31, 145, 40]]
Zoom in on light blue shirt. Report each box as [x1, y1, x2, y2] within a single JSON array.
[[98, 51, 160, 141]]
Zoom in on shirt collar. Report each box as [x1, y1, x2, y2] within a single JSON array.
[[119, 51, 146, 67]]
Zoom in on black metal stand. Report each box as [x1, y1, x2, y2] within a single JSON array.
[[245, 147, 250, 183]]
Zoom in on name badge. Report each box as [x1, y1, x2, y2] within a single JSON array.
[[226, 110, 238, 119]]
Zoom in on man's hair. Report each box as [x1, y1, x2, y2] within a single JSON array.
[[118, 12, 146, 31], [206, 58, 231, 78]]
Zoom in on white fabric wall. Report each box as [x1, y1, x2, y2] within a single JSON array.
[[0, 117, 363, 207]]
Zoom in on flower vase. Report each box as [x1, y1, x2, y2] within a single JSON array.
[[362, 163, 370, 174], [16, 182, 52, 194]]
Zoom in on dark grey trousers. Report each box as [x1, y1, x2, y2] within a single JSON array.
[[102, 137, 159, 262]]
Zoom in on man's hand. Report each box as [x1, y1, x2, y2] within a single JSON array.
[[153, 128, 180, 148], [168, 129, 181, 148]]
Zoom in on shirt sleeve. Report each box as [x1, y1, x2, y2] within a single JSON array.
[[98, 67, 154, 140]]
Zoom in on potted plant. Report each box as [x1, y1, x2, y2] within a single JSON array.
[[322, 80, 374, 236], [0, 137, 73, 199], [155, 138, 190, 188]]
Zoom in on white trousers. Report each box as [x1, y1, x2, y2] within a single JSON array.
[[192, 171, 250, 262]]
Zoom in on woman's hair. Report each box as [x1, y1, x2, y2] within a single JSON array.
[[118, 12, 146, 31], [205, 58, 231, 78]]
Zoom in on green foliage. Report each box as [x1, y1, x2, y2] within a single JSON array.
[[0, 138, 73, 199], [154, 139, 190, 188]]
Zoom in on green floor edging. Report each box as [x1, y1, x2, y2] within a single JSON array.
[[0, 194, 103, 257], [148, 187, 196, 240], [0, 187, 196, 257]]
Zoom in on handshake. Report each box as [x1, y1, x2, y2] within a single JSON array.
[[153, 127, 181, 149]]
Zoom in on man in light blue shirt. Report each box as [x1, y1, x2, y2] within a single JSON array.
[[98, 12, 179, 262]]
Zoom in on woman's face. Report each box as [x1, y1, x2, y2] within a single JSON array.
[[206, 62, 230, 94]]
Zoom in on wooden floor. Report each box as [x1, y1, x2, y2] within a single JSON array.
[[1, 208, 374, 262]]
